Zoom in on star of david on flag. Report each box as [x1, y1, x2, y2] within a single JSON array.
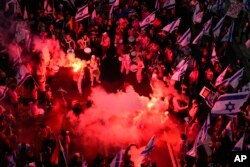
[[211, 92, 250, 115]]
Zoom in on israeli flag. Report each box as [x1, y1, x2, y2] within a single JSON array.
[[203, 17, 213, 35], [215, 65, 229, 86], [225, 120, 233, 141], [162, 18, 181, 33], [109, 0, 120, 8], [213, 15, 225, 38], [187, 114, 210, 157], [171, 62, 188, 81], [163, 0, 175, 9], [110, 149, 123, 167], [177, 28, 191, 47], [139, 12, 156, 30], [221, 22, 234, 42], [0, 86, 8, 101], [192, 5, 204, 24], [75, 4, 89, 22], [211, 92, 250, 115], [155, 0, 160, 10], [192, 30, 204, 44], [211, 45, 219, 65], [16, 64, 32, 86], [233, 133, 245, 151], [141, 135, 156, 156], [226, 67, 244, 89]]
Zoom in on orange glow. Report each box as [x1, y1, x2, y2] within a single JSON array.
[[72, 62, 82, 72]]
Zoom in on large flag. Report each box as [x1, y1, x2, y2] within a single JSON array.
[[162, 18, 181, 33], [213, 15, 225, 38], [203, 17, 213, 35], [0, 86, 8, 102], [16, 64, 31, 86], [211, 92, 250, 115], [141, 135, 156, 156], [177, 28, 191, 47], [221, 22, 234, 42], [171, 62, 188, 81], [75, 5, 89, 22], [215, 66, 228, 86], [225, 120, 233, 141], [187, 114, 210, 157], [211, 45, 219, 65], [110, 149, 123, 167], [109, 0, 120, 8], [155, 0, 160, 10], [139, 12, 156, 30], [233, 133, 245, 151], [192, 30, 204, 44], [163, 0, 176, 9], [226, 67, 244, 89]]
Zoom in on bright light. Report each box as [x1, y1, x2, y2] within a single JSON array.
[[72, 62, 81, 72]]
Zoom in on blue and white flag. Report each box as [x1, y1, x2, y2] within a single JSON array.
[[226, 67, 244, 89], [213, 15, 225, 38], [109, 0, 120, 8], [211, 92, 250, 115], [0, 86, 8, 102], [91, 9, 96, 20], [141, 135, 156, 156], [177, 28, 191, 47], [192, 5, 203, 24], [225, 120, 233, 141], [211, 45, 219, 65], [162, 18, 181, 33], [203, 17, 213, 35], [109, 5, 114, 20], [139, 12, 156, 30], [155, 0, 160, 10], [243, 0, 250, 12], [221, 22, 234, 42], [163, 0, 176, 9], [16, 64, 31, 86], [233, 133, 245, 151], [110, 149, 123, 167], [215, 65, 229, 86], [171, 62, 188, 81], [75, 5, 89, 22], [192, 30, 204, 44], [187, 114, 210, 157], [216, 0, 224, 11]]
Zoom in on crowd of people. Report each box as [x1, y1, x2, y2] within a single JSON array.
[[1, 0, 250, 167]]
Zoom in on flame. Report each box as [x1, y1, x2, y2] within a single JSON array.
[[72, 62, 82, 72]]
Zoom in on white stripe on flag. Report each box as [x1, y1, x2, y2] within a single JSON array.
[[233, 133, 245, 151], [75, 5, 89, 22], [177, 28, 191, 46], [110, 149, 123, 167], [141, 135, 156, 156], [163, 0, 176, 9], [162, 18, 181, 33], [139, 12, 156, 29], [215, 65, 228, 86], [211, 91, 250, 115], [192, 29, 204, 44], [187, 114, 210, 157], [221, 22, 234, 42], [213, 15, 225, 38], [226, 67, 244, 89]]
